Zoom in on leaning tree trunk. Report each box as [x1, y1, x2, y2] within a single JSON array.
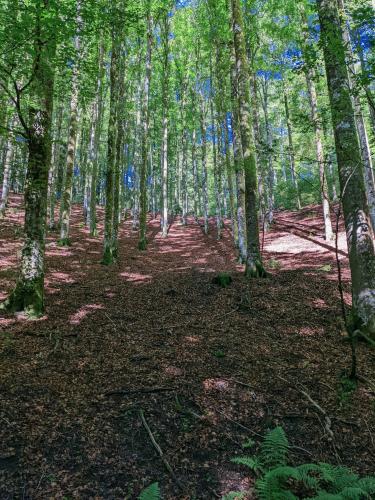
[[318, 0, 375, 338], [231, 0, 265, 277], [2, 8, 55, 317]]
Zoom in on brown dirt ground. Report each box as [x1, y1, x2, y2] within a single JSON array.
[[0, 195, 374, 499]]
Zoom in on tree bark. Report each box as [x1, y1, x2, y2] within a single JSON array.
[[318, 0, 375, 337], [231, 0, 265, 277], [2, 2, 55, 317]]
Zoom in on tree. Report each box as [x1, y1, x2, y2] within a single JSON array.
[[318, 0, 375, 337]]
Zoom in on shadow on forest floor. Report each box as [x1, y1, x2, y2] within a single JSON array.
[[0, 195, 373, 499]]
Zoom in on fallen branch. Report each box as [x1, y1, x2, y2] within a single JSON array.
[[139, 409, 183, 490]]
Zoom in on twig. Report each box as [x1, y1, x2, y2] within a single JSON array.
[[105, 387, 175, 397], [139, 409, 183, 490], [215, 409, 312, 456], [223, 378, 256, 390], [277, 375, 334, 441]]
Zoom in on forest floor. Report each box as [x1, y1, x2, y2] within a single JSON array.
[[0, 195, 374, 499]]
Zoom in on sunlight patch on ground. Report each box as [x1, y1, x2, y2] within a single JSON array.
[[203, 378, 230, 391], [119, 271, 152, 283], [69, 303, 104, 325]]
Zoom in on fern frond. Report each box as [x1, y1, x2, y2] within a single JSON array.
[[310, 493, 343, 500], [222, 492, 248, 500], [259, 427, 289, 470], [231, 456, 261, 471], [340, 486, 371, 499], [317, 463, 358, 492], [256, 466, 299, 500], [357, 477, 375, 495], [138, 482, 160, 500], [296, 463, 321, 490]]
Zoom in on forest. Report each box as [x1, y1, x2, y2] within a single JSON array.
[[0, 0, 374, 498]]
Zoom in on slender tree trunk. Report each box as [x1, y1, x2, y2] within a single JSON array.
[[306, 68, 334, 240], [192, 128, 200, 222], [47, 105, 63, 229], [318, 0, 375, 337], [199, 94, 209, 234], [231, 0, 265, 277], [229, 35, 247, 262], [59, 10, 81, 245], [160, 11, 170, 237], [89, 41, 105, 237], [0, 124, 15, 217], [283, 85, 301, 210], [138, 11, 152, 250], [102, 32, 120, 264], [337, 0, 375, 231], [223, 116, 239, 244]]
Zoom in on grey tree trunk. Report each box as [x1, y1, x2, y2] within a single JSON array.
[[59, 11, 81, 245], [231, 0, 265, 277], [283, 85, 302, 210], [318, 0, 375, 338], [138, 10, 153, 250], [0, 123, 15, 217], [2, 5, 55, 317], [305, 68, 334, 240]]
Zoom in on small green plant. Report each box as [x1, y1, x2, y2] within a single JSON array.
[[0, 331, 15, 357], [338, 373, 357, 407], [212, 273, 233, 288], [227, 427, 375, 499], [213, 349, 226, 358], [268, 258, 281, 270], [138, 482, 160, 500], [318, 264, 332, 273]]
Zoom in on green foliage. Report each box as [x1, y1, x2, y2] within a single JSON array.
[[138, 482, 160, 500], [268, 258, 282, 270], [212, 273, 233, 288], [213, 349, 226, 358], [229, 427, 375, 500]]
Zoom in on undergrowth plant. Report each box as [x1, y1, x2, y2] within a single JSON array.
[[138, 482, 160, 500], [226, 427, 375, 500]]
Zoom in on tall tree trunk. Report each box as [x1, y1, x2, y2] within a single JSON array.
[[337, 0, 375, 231], [59, 9, 81, 245], [231, 0, 265, 277], [138, 10, 153, 250], [199, 94, 209, 235], [222, 117, 238, 242], [230, 39, 247, 262], [318, 0, 375, 338], [283, 85, 301, 210], [2, 4, 55, 317], [160, 11, 170, 238], [102, 31, 120, 264], [0, 122, 15, 217], [89, 40, 105, 237], [48, 105, 63, 229], [305, 68, 334, 240]]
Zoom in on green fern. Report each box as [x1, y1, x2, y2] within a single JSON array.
[[259, 427, 289, 470], [138, 482, 160, 500], [229, 427, 375, 500]]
